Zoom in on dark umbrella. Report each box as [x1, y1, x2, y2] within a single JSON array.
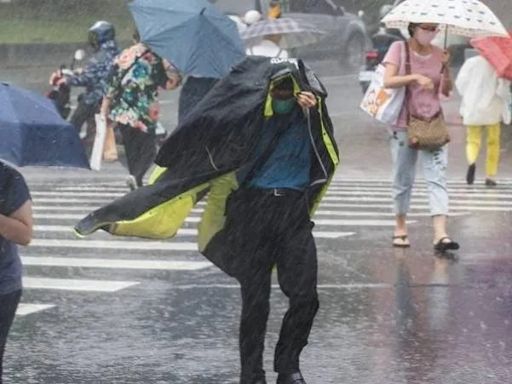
[[129, 0, 246, 78], [0, 82, 89, 168]]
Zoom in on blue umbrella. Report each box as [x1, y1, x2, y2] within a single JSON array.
[[129, 0, 246, 78], [0, 82, 89, 169]]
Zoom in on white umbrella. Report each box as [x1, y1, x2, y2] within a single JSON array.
[[241, 17, 326, 49], [382, 0, 508, 38]]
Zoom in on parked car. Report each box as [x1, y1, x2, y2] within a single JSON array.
[[210, 0, 370, 70]]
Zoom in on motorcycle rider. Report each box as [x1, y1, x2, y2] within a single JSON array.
[[52, 21, 119, 147]]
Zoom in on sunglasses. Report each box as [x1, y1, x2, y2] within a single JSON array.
[[418, 25, 439, 32]]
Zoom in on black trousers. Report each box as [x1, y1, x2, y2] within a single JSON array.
[[70, 97, 97, 138], [0, 290, 21, 384], [119, 124, 157, 187], [224, 189, 319, 383]]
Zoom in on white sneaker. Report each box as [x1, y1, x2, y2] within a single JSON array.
[[126, 175, 137, 191]]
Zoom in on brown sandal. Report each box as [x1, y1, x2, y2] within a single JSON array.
[[392, 235, 410, 248]]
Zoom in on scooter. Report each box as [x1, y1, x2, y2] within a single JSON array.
[[47, 49, 86, 118]]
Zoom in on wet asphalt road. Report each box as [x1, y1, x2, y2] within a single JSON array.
[[2, 61, 512, 383]]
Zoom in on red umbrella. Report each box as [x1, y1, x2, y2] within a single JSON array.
[[471, 33, 512, 81]]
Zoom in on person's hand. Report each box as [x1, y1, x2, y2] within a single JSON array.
[[296, 91, 317, 109], [415, 74, 434, 91], [441, 50, 450, 66], [49, 70, 62, 85]]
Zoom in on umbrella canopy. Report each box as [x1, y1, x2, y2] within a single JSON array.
[[241, 17, 327, 49], [129, 0, 246, 78], [382, 0, 508, 38], [0, 82, 89, 169], [471, 33, 512, 81]]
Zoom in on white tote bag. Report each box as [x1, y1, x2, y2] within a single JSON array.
[[360, 64, 405, 125], [90, 114, 107, 171]]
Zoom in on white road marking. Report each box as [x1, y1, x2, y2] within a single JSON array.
[[33, 225, 355, 239], [29, 239, 197, 251], [16, 304, 55, 316], [33, 206, 99, 212], [23, 277, 139, 292], [319, 203, 512, 212], [167, 283, 393, 290], [22, 257, 212, 271], [34, 213, 84, 220], [314, 219, 415, 226], [322, 196, 512, 205], [31, 191, 122, 198], [33, 198, 110, 204], [325, 189, 512, 199]]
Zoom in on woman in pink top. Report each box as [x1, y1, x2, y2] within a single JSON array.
[[382, 22, 459, 253]]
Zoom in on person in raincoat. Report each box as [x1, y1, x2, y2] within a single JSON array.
[[101, 30, 182, 190], [75, 56, 339, 384], [0, 161, 32, 384], [52, 21, 119, 145], [455, 52, 512, 186]]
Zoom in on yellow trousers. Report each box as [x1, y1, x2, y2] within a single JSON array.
[[466, 123, 501, 177]]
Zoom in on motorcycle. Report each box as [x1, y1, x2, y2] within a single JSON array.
[[358, 28, 404, 93], [47, 49, 86, 119]]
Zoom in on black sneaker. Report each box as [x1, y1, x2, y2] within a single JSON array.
[[466, 163, 476, 185], [485, 178, 497, 187], [277, 372, 307, 384]]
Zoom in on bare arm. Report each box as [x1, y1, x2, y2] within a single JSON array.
[[440, 66, 453, 97], [383, 63, 434, 91], [0, 200, 33, 246]]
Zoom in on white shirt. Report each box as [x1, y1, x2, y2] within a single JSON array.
[[456, 55, 511, 126], [246, 39, 289, 59]]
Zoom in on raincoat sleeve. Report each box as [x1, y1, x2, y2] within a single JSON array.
[[68, 58, 100, 87], [497, 79, 512, 124]]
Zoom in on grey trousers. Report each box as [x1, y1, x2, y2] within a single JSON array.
[[390, 131, 449, 216]]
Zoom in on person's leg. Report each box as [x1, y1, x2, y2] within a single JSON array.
[[390, 131, 418, 245], [222, 191, 275, 384], [0, 290, 22, 383], [70, 99, 96, 135], [466, 125, 482, 184], [420, 146, 457, 249], [273, 198, 318, 375], [130, 131, 157, 187], [239, 266, 273, 383], [485, 123, 501, 184]]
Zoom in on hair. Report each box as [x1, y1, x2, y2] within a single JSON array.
[[408, 23, 418, 38], [273, 76, 294, 91]]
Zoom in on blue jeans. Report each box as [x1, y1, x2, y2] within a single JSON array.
[[390, 131, 449, 216]]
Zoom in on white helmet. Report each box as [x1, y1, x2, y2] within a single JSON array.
[[244, 10, 262, 25]]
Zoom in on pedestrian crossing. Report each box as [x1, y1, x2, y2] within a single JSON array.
[[18, 177, 512, 317]]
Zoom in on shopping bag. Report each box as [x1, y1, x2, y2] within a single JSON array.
[[90, 114, 107, 171], [103, 123, 118, 162], [359, 64, 405, 125]]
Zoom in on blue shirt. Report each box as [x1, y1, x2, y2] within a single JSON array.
[[0, 163, 30, 295], [247, 109, 311, 190]]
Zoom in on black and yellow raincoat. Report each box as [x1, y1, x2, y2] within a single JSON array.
[[75, 56, 340, 277]]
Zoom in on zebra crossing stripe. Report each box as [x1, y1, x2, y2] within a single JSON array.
[[29, 239, 197, 251], [33, 225, 355, 239], [16, 304, 55, 316], [325, 190, 512, 199], [314, 219, 415, 226], [23, 277, 139, 292], [322, 196, 512, 205], [22, 257, 212, 271], [31, 191, 123, 198], [319, 203, 512, 212]]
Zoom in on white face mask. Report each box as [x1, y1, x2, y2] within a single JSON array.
[[415, 28, 438, 46]]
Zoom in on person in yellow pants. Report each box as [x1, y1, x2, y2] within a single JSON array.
[[466, 124, 501, 186], [456, 52, 511, 186]]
